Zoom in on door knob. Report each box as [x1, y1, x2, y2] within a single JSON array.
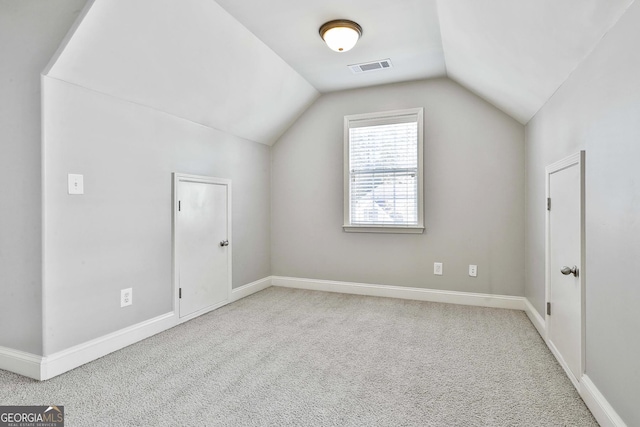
[[219, 240, 229, 247], [560, 265, 578, 277]]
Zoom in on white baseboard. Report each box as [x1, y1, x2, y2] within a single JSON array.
[[523, 299, 627, 426], [42, 312, 176, 380], [3, 276, 521, 381], [271, 277, 631, 425], [272, 276, 525, 310], [39, 276, 274, 380], [231, 277, 272, 302], [4, 275, 627, 427], [524, 298, 546, 339], [0, 346, 44, 380], [580, 375, 628, 427], [522, 301, 627, 426], [1, 277, 274, 381]]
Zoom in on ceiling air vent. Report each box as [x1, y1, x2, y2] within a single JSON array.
[[348, 59, 393, 74]]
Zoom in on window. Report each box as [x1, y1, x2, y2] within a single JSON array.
[[344, 108, 424, 233]]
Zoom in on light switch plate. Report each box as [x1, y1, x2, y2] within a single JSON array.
[[68, 174, 84, 195]]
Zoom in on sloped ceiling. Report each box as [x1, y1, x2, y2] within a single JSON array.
[[213, 0, 446, 93], [45, 0, 636, 144], [45, 0, 319, 145], [438, 0, 635, 123], [215, 0, 635, 124]]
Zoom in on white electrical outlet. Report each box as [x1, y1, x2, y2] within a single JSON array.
[[469, 265, 478, 277], [121, 288, 133, 307], [434, 262, 443, 275]]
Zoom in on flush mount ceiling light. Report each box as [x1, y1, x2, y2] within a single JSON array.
[[319, 19, 363, 52]]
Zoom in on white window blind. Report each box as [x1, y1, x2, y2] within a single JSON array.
[[344, 108, 424, 233]]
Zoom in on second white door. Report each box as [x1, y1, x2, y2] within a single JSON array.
[[175, 174, 231, 319], [546, 152, 584, 386]]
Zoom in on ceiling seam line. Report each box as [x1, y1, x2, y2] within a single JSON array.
[[41, 75, 269, 146], [526, 0, 638, 124]]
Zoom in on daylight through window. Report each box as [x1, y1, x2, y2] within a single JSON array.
[[344, 108, 424, 233]]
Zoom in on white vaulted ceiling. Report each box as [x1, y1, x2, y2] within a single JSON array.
[[437, 0, 635, 123], [215, 0, 635, 124], [45, 0, 637, 146], [46, 0, 319, 145], [213, 0, 446, 93]]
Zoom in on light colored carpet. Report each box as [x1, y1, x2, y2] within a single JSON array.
[[0, 287, 597, 426]]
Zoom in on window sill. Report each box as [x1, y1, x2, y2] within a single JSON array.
[[343, 225, 425, 234]]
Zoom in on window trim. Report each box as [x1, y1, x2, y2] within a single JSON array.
[[343, 107, 425, 234]]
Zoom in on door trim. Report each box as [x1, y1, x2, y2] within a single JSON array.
[[545, 151, 585, 388], [172, 173, 232, 323]]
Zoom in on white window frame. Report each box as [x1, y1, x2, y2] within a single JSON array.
[[343, 107, 424, 234]]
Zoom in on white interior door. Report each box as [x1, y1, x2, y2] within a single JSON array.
[[175, 174, 231, 319], [546, 152, 585, 386]]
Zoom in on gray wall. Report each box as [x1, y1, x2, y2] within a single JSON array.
[[42, 78, 271, 354], [0, 0, 86, 354], [272, 78, 525, 296], [525, 2, 640, 424]]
